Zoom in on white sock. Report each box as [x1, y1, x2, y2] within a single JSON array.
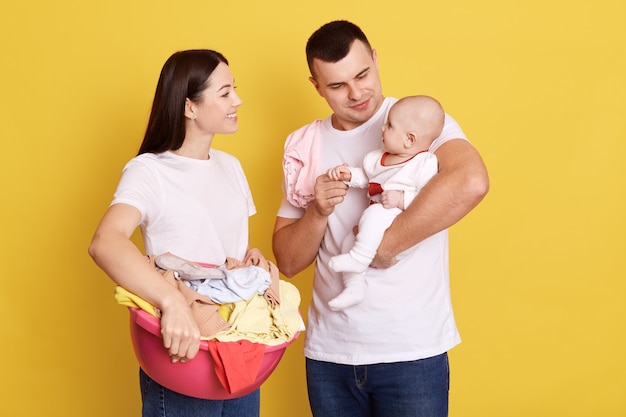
[[329, 243, 376, 273], [328, 273, 366, 311]]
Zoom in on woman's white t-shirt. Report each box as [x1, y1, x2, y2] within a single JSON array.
[[112, 150, 255, 264]]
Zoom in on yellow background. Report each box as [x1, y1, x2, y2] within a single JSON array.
[[1, 0, 625, 416]]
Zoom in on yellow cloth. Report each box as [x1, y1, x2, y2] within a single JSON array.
[[115, 280, 304, 345], [115, 286, 160, 318], [214, 280, 304, 346]]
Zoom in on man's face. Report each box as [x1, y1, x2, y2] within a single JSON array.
[[309, 40, 383, 131]]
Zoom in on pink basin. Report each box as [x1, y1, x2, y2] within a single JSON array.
[[128, 307, 298, 399]]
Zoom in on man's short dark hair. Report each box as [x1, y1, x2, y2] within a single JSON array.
[[306, 20, 372, 77]]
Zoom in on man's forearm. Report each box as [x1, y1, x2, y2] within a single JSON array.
[[377, 140, 489, 260], [272, 209, 328, 277]]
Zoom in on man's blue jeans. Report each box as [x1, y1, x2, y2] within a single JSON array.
[[139, 368, 260, 417], [306, 353, 449, 417]]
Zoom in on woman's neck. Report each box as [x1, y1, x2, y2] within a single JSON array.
[[173, 134, 214, 160]]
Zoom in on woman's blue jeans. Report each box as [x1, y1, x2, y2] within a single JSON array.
[[306, 353, 450, 417], [139, 368, 260, 417]]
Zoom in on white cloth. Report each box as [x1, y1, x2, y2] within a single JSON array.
[[184, 265, 272, 304], [345, 150, 438, 255], [352, 149, 438, 207], [277, 97, 467, 365], [112, 150, 255, 264]]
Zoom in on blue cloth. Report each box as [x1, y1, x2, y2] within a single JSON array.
[[184, 265, 271, 304], [305, 353, 449, 417]]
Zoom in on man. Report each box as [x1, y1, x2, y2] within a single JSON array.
[[273, 20, 489, 417]]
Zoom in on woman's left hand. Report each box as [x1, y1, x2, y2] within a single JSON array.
[[244, 247, 265, 266]]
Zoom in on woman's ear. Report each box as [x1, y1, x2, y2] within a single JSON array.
[[184, 98, 196, 120]]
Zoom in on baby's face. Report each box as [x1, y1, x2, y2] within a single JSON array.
[[381, 106, 411, 155]]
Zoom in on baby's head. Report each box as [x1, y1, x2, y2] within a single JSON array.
[[382, 95, 445, 156]]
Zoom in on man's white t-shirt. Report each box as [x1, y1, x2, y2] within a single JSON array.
[[113, 150, 255, 264], [278, 97, 466, 365]]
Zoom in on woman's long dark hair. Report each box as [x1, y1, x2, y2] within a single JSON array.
[[138, 50, 228, 155]]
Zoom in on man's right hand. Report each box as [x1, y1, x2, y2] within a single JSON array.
[[312, 173, 349, 217]]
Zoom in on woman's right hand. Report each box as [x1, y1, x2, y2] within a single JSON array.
[[158, 300, 202, 363], [89, 204, 202, 363]]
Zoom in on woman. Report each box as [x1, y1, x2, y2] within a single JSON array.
[[89, 49, 260, 416]]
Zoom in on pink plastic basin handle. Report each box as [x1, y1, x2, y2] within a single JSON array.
[[128, 307, 298, 400]]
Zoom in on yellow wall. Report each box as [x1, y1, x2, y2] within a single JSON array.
[[1, 0, 624, 415]]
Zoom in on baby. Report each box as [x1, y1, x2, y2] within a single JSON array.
[[326, 95, 445, 310]]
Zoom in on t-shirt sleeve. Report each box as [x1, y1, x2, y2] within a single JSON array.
[[429, 113, 468, 153], [224, 154, 256, 218], [238, 162, 257, 217], [276, 195, 306, 219], [111, 158, 161, 225]]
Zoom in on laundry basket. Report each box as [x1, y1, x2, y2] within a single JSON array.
[[128, 307, 298, 400]]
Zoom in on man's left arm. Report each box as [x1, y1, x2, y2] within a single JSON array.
[[372, 139, 489, 268]]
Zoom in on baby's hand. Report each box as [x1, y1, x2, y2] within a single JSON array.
[[327, 163, 351, 182], [381, 190, 404, 210]]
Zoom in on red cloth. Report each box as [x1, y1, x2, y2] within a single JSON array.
[[368, 182, 384, 197], [208, 340, 266, 394]]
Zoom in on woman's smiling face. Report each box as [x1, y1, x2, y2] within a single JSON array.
[[191, 62, 243, 135]]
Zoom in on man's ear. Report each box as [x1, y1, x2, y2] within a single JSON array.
[[309, 76, 323, 96], [372, 48, 379, 68]]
